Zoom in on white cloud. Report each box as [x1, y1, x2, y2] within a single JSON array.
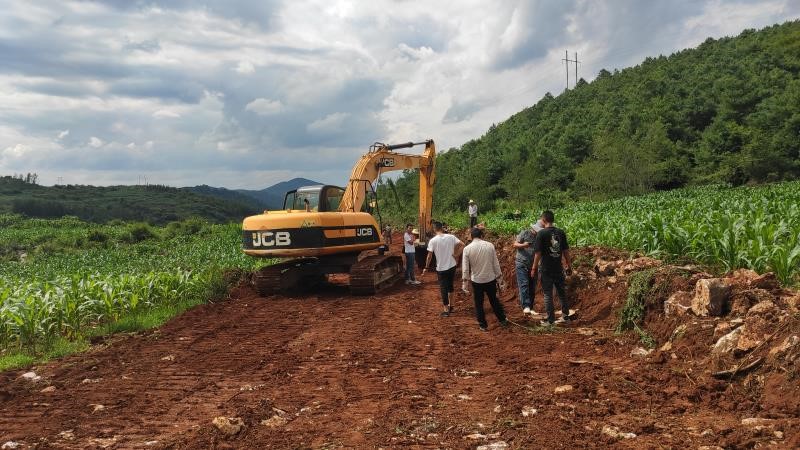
[[235, 60, 256, 74], [245, 98, 284, 115], [397, 43, 435, 60], [3, 143, 30, 158], [0, 0, 797, 188], [152, 109, 181, 118], [307, 112, 349, 133]]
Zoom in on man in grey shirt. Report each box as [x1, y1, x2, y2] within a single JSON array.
[[512, 220, 543, 316]]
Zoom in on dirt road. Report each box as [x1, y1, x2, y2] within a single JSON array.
[[1, 240, 797, 449]]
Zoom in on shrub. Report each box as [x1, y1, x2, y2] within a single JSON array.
[[87, 230, 109, 243], [121, 223, 157, 243]]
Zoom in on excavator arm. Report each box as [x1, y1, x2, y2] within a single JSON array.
[[339, 140, 436, 240]]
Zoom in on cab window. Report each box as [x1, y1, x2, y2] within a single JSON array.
[[293, 192, 319, 211], [324, 187, 345, 212], [283, 191, 296, 210], [361, 190, 377, 214]]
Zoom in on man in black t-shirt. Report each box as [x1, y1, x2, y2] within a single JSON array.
[[530, 210, 573, 325]]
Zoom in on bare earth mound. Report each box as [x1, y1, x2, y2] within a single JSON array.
[[1, 233, 797, 449]]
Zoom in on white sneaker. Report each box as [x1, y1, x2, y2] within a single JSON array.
[[411, 280, 421, 285], [523, 307, 532, 314]]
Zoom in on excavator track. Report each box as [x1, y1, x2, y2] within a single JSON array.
[[253, 258, 325, 296], [349, 254, 404, 295]]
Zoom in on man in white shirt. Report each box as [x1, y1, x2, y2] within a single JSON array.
[[462, 227, 508, 331], [403, 224, 421, 285], [422, 221, 464, 317], [468, 200, 478, 228]]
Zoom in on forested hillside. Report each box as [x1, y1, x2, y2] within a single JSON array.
[[0, 177, 259, 224], [185, 185, 267, 212], [386, 21, 800, 214]]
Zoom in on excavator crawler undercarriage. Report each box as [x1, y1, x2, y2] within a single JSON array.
[[253, 254, 404, 296]]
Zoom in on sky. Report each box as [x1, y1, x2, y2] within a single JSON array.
[[1, 1, 798, 190]]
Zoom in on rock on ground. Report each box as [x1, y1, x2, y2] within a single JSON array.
[[20, 372, 41, 382], [212, 416, 244, 436], [261, 415, 287, 428], [747, 299, 778, 316], [713, 327, 743, 356], [664, 291, 692, 317], [477, 442, 509, 450], [769, 335, 799, 362], [602, 425, 636, 439], [594, 259, 616, 276], [630, 347, 653, 358], [554, 385, 573, 394], [692, 278, 731, 316]]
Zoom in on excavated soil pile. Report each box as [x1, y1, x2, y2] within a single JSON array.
[[0, 232, 797, 449]]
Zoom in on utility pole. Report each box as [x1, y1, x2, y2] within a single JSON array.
[[562, 51, 581, 89]]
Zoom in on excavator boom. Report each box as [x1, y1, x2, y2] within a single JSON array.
[[339, 140, 436, 239]]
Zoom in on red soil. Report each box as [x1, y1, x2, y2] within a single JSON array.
[[0, 233, 796, 448]]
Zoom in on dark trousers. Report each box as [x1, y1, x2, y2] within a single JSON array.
[[541, 271, 569, 323], [437, 266, 456, 306], [405, 252, 416, 281], [472, 280, 506, 328], [469, 216, 477, 228]]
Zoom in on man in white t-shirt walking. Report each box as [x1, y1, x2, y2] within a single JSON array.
[[403, 224, 421, 285], [422, 221, 464, 317], [462, 227, 508, 331]]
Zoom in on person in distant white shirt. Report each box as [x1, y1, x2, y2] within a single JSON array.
[[468, 199, 478, 228], [462, 227, 508, 331], [403, 224, 421, 285], [422, 221, 464, 317]]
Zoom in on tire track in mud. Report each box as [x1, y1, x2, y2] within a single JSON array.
[[0, 290, 320, 448]]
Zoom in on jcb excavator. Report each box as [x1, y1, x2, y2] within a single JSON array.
[[242, 140, 436, 295]]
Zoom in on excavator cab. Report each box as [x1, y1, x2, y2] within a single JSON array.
[[283, 185, 346, 212]]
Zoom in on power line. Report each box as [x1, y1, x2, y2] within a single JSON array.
[[562, 50, 580, 89]]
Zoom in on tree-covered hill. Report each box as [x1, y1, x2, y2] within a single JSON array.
[[185, 184, 267, 211], [389, 20, 800, 214], [0, 176, 260, 224]]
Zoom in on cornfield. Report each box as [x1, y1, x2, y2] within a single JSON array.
[[482, 182, 800, 284], [0, 217, 266, 354]]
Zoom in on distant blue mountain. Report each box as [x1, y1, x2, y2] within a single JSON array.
[[186, 177, 321, 211]]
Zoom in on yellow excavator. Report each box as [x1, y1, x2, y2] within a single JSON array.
[[242, 140, 436, 295]]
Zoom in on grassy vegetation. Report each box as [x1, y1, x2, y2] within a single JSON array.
[[444, 182, 800, 285], [616, 269, 659, 348], [0, 215, 268, 371], [0, 176, 261, 224]]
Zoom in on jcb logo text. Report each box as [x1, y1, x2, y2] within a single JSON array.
[[252, 231, 292, 247], [356, 228, 373, 236]]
